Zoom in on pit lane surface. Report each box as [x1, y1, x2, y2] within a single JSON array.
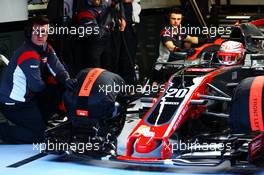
[[0, 144, 263, 175], [0, 116, 264, 175]]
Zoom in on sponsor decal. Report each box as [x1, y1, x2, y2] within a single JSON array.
[[76, 110, 89, 117], [135, 125, 155, 138]]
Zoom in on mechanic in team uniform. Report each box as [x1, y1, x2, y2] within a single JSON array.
[[152, 8, 208, 84], [0, 16, 76, 143], [77, 0, 126, 71], [63, 68, 126, 154], [64, 68, 126, 129], [112, 0, 141, 85]]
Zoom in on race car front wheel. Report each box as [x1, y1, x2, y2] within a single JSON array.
[[230, 76, 264, 133]]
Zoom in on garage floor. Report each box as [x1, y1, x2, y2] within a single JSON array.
[[0, 118, 178, 175], [0, 115, 159, 175], [0, 144, 171, 175], [0, 115, 264, 175], [1, 143, 264, 175]]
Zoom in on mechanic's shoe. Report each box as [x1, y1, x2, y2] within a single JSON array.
[[47, 114, 68, 128], [0, 127, 4, 144], [108, 149, 117, 156], [0, 112, 15, 126], [0, 131, 4, 144], [101, 133, 117, 156], [0, 112, 7, 123]]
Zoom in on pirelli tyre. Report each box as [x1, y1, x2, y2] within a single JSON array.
[[230, 76, 264, 133]]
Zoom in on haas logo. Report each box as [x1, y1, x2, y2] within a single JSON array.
[[135, 125, 155, 137]]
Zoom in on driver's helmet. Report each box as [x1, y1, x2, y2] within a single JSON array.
[[218, 41, 245, 65]]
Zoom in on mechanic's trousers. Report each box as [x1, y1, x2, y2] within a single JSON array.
[[81, 35, 112, 71], [0, 101, 45, 143], [0, 84, 63, 143], [112, 25, 138, 85]]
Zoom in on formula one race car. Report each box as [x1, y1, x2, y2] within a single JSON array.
[[44, 20, 264, 170], [118, 52, 264, 164]]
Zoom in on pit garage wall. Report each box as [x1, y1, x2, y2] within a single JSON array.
[[0, 0, 28, 59], [141, 0, 181, 9], [136, 9, 167, 81], [140, 0, 264, 8], [0, 0, 28, 23], [0, 31, 25, 60], [219, 0, 264, 5]]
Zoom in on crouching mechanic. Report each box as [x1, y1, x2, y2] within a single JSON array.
[[0, 16, 76, 143], [63, 68, 126, 142]]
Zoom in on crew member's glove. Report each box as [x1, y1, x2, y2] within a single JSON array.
[[187, 48, 196, 56], [177, 48, 196, 56], [65, 78, 77, 91]]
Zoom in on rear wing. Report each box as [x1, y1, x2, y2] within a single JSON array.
[[250, 18, 264, 27]]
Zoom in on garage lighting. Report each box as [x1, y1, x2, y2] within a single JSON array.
[[226, 16, 251, 20]]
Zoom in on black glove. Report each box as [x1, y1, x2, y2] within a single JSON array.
[[187, 48, 196, 56], [65, 78, 77, 91], [177, 48, 196, 56]]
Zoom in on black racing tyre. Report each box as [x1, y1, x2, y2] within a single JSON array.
[[230, 77, 264, 133]]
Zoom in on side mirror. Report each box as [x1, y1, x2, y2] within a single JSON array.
[[250, 35, 264, 40], [245, 47, 258, 54], [250, 53, 264, 60]]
